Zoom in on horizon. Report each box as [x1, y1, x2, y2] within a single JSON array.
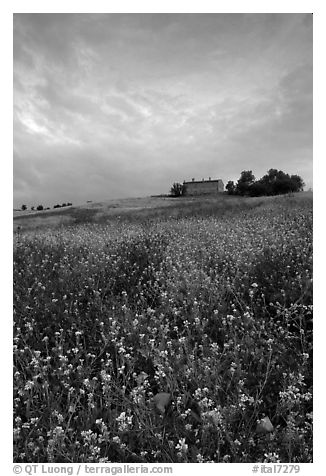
[[14, 13, 312, 208], [13, 168, 311, 210]]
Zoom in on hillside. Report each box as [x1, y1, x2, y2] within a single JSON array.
[[13, 189, 313, 463], [13, 192, 312, 232]]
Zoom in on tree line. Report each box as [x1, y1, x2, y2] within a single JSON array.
[[226, 169, 305, 196], [20, 202, 73, 211]]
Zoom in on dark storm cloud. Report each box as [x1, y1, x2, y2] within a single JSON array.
[[13, 13, 313, 207]]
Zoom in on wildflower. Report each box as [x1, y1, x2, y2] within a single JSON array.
[[264, 452, 280, 463], [24, 380, 34, 391], [230, 362, 237, 374], [116, 411, 133, 431], [176, 438, 188, 453]]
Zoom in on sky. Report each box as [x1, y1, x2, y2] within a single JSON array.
[[13, 13, 313, 208]]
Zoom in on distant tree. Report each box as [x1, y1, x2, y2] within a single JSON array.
[[273, 177, 294, 195], [236, 170, 255, 196], [67, 202, 72, 206], [226, 180, 236, 195], [62, 203, 67, 207], [257, 169, 305, 196], [265, 168, 279, 181], [21, 204, 27, 211], [249, 181, 267, 197], [290, 174, 305, 192], [170, 182, 186, 197], [258, 169, 285, 195], [53, 204, 61, 209], [36, 205, 44, 211], [31, 206, 35, 211]]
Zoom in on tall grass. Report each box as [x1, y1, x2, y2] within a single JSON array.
[[13, 194, 312, 463]]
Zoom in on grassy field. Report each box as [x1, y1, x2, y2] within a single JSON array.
[[13, 196, 185, 231], [13, 194, 289, 231], [13, 192, 313, 463]]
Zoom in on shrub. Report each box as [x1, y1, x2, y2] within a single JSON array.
[[170, 182, 186, 197], [226, 181, 236, 195]]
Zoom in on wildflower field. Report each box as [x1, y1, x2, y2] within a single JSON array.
[[13, 193, 313, 463]]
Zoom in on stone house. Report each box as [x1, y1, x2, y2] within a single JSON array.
[[183, 177, 224, 196]]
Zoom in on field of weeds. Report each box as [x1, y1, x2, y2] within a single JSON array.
[[13, 194, 313, 463]]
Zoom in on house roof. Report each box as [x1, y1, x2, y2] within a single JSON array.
[[184, 179, 223, 184]]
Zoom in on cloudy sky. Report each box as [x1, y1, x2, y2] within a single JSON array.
[[13, 13, 312, 208]]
